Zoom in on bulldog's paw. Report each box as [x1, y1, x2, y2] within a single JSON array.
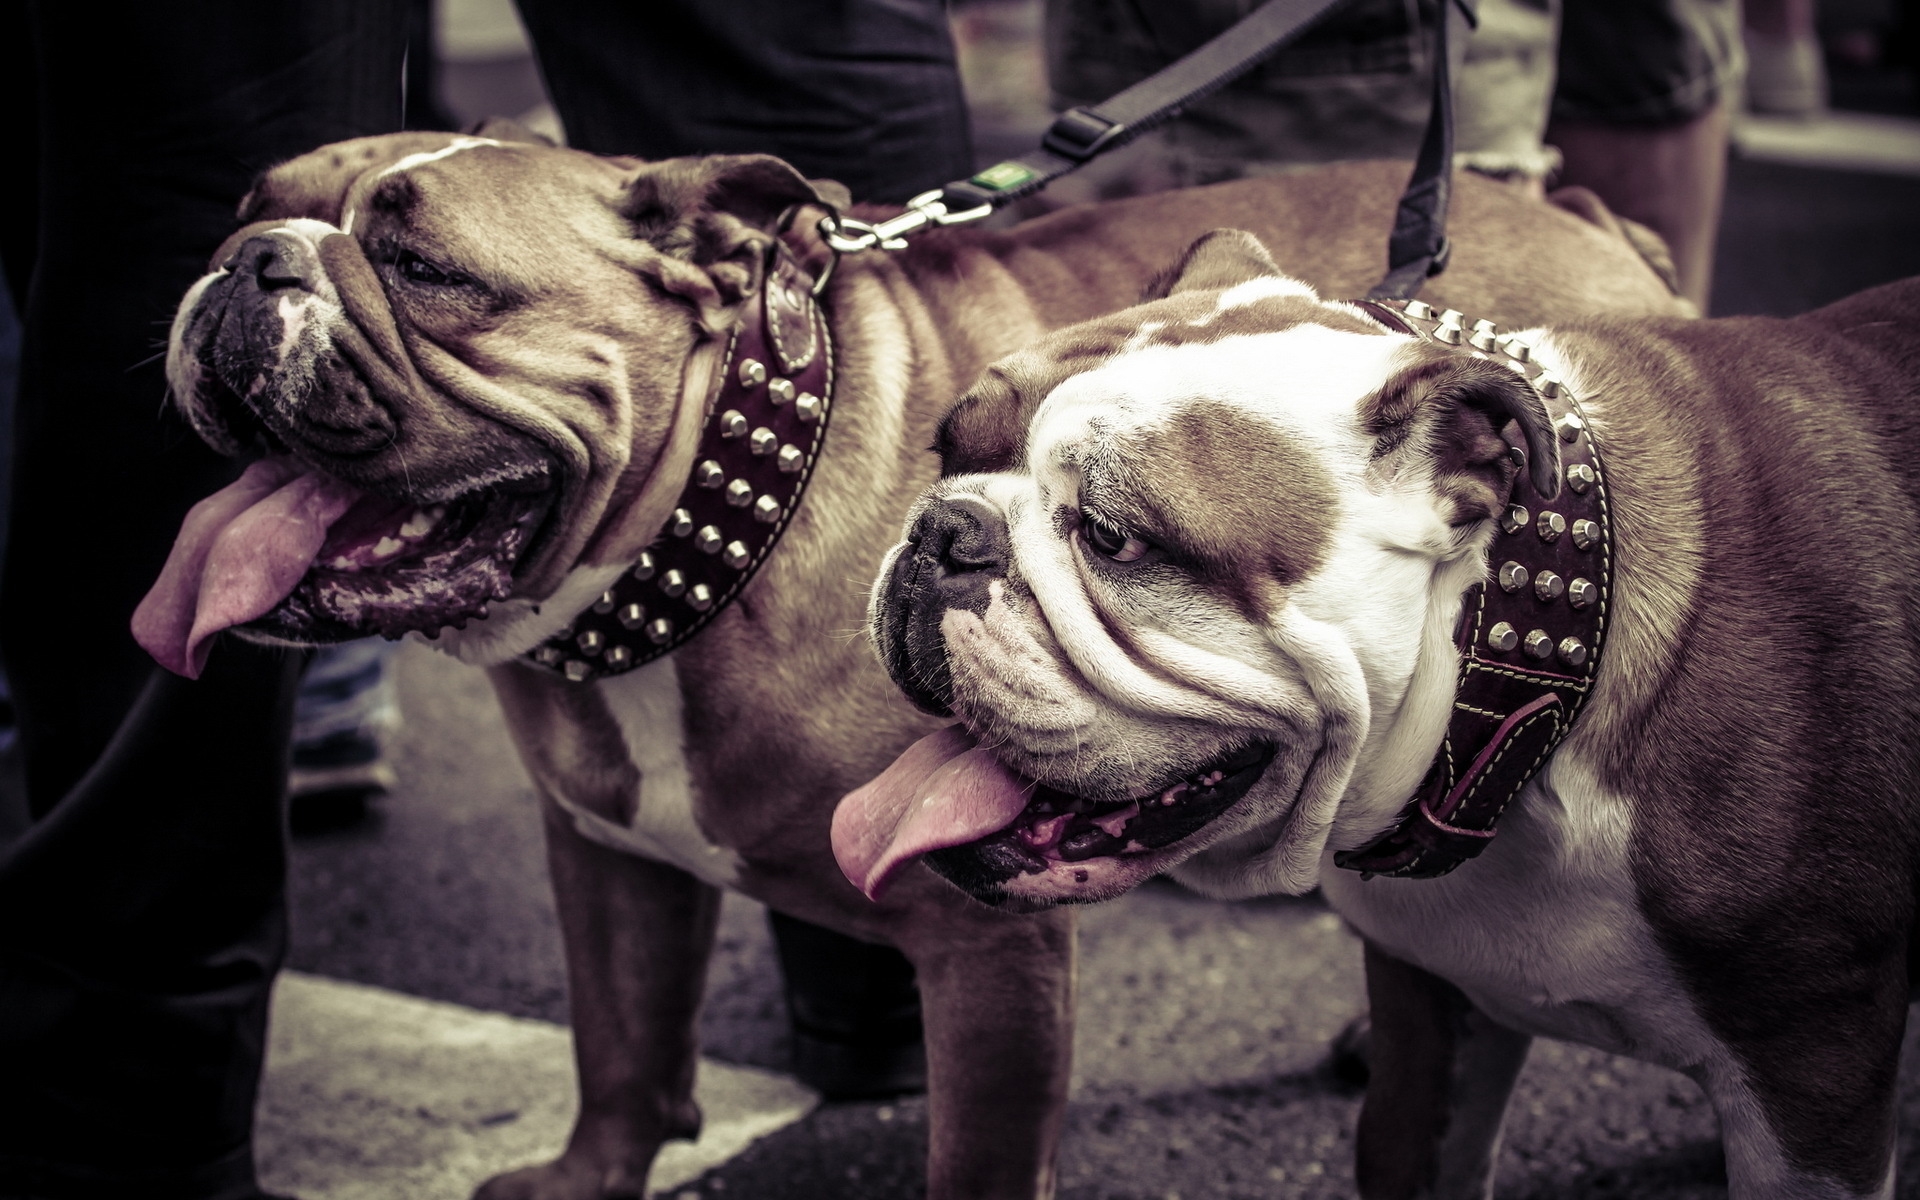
[[471, 1154, 649, 1200]]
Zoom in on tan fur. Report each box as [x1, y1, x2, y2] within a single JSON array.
[[1109, 402, 1339, 611]]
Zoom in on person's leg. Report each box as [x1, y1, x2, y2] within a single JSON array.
[[1542, 106, 1730, 310], [513, 0, 966, 1098], [0, 646, 303, 1200], [0, 1, 410, 1194], [1745, 0, 1829, 115], [515, 0, 973, 202], [1547, 0, 1742, 309]]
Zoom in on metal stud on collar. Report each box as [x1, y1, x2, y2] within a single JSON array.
[[523, 245, 835, 682]]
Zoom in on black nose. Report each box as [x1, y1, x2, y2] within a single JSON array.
[[911, 493, 1008, 587], [878, 494, 1012, 716], [229, 234, 314, 292]]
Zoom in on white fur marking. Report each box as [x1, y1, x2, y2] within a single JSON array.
[[1216, 273, 1320, 308], [377, 137, 499, 180], [544, 658, 742, 886]]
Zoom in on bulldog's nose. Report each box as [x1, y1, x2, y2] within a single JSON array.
[[229, 234, 317, 292], [910, 494, 1009, 601], [879, 494, 1012, 716]]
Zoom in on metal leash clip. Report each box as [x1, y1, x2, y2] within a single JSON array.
[[818, 188, 995, 255]]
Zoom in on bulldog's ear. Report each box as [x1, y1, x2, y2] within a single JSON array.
[[1365, 351, 1560, 521], [623, 155, 847, 324], [935, 370, 1039, 477], [1142, 229, 1301, 301], [465, 115, 556, 146]]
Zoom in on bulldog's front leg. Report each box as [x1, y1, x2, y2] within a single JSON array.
[[475, 802, 720, 1200], [897, 903, 1078, 1200], [1355, 942, 1533, 1200]]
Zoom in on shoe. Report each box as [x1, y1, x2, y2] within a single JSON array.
[[768, 911, 928, 1100], [287, 727, 395, 834], [288, 727, 398, 799]]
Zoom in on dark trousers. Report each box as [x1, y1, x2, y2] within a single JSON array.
[[0, 2, 965, 1194], [0, 4, 411, 1197], [516, 0, 972, 202]]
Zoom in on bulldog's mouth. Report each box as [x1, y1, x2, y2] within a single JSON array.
[[831, 726, 1274, 904], [134, 455, 552, 678]]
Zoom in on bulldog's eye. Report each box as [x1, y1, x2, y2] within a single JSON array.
[[1082, 510, 1149, 563], [394, 249, 462, 287]]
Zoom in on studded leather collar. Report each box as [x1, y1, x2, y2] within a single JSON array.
[[1333, 298, 1613, 880], [524, 244, 834, 683]]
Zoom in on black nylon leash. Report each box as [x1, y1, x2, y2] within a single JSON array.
[[946, 0, 1357, 210], [823, 0, 1476, 302], [1369, 0, 1477, 299]]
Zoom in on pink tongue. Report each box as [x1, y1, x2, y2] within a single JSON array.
[[832, 725, 1037, 900], [132, 457, 363, 679]]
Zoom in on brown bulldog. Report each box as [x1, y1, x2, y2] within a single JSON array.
[[853, 230, 1918, 1198], [142, 123, 1684, 1199]]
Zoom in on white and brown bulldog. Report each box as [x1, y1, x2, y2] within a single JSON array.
[[850, 229, 1920, 1198], [140, 121, 1687, 1200]]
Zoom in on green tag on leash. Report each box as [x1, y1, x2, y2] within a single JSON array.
[[970, 162, 1039, 192]]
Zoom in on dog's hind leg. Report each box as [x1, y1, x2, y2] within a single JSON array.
[[1353, 941, 1533, 1200], [474, 802, 721, 1200], [1695, 1027, 1901, 1200], [897, 904, 1078, 1200]]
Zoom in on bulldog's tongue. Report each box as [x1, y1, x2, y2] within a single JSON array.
[[133, 457, 362, 679], [832, 725, 1035, 900]]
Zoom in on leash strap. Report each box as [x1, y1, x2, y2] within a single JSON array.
[[1368, 0, 1477, 299], [826, 0, 1476, 306], [1333, 298, 1611, 879], [946, 0, 1356, 210], [821, 0, 1358, 254]]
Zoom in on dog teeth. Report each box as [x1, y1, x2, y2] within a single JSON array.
[[371, 536, 406, 559], [329, 555, 356, 570], [399, 507, 441, 538], [1021, 814, 1071, 848], [1092, 801, 1139, 838]]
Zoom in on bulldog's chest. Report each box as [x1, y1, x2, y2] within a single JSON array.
[[1322, 751, 1718, 1067], [526, 658, 746, 888]]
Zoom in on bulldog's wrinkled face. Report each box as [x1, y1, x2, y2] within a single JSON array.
[[843, 231, 1557, 908], [144, 126, 843, 676]]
